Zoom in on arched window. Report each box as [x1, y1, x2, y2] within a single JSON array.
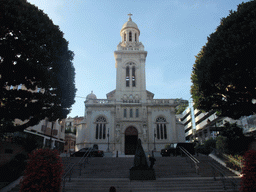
[[126, 66, 130, 87], [132, 66, 136, 87], [135, 33, 137, 42], [124, 33, 126, 41], [95, 116, 107, 139], [129, 31, 132, 41], [156, 117, 167, 139]]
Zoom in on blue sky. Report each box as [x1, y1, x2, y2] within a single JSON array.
[[27, 0, 250, 118]]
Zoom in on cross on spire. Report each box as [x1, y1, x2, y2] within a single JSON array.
[[128, 13, 132, 21]]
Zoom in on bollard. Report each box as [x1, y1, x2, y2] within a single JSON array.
[[116, 151, 118, 157]]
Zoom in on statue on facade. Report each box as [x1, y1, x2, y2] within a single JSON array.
[[115, 125, 120, 143], [142, 128, 147, 142]]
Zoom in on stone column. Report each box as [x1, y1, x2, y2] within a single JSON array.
[[111, 107, 115, 152], [147, 107, 153, 152], [142, 124, 147, 151], [140, 55, 146, 101], [121, 123, 125, 155], [115, 124, 121, 153], [87, 108, 93, 146], [129, 66, 132, 88]]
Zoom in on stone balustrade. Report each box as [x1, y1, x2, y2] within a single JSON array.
[[85, 99, 112, 104], [121, 47, 140, 51], [96, 99, 112, 104], [86, 99, 179, 106]]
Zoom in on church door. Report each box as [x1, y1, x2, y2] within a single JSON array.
[[125, 126, 138, 155]]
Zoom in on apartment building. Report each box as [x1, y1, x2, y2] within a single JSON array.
[[180, 106, 237, 143]]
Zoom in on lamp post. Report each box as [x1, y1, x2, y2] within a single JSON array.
[[49, 120, 55, 149], [154, 128, 156, 151], [107, 128, 110, 152]]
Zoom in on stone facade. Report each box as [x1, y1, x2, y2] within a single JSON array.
[[76, 15, 185, 154]]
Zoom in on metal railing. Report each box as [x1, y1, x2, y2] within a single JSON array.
[[62, 148, 92, 192], [208, 161, 239, 191], [179, 146, 200, 174]]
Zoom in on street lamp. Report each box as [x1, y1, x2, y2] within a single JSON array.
[[49, 120, 55, 149], [107, 128, 110, 152], [154, 128, 156, 151]]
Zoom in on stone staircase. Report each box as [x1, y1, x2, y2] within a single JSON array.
[[6, 154, 241, 192], [63, 177, 239, 192]]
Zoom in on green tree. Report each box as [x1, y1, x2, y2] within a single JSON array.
[[216, 135, 228, 154], [218, 122, 252, 155], [175, 99, 189, 114], [191, 0, 256, 119], [0, 0, 76, 133], [195, 138, 216, 155], [176, 102, 189, 115]]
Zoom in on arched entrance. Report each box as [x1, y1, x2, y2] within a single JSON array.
[[125, 126, 138, 155]]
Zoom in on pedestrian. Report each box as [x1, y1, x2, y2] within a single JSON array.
[[149, 154, 156, 169]]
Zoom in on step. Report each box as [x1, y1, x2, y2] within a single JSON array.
[[62, 177, 240, 192], [62, 157, 200, 178], [6, 178, 241, 192]]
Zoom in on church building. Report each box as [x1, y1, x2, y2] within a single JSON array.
[[76, 14, 186, 155]]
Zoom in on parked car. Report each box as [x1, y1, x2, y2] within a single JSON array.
[[71, 147, 104, 157], [161, 143, 176, 157], [161, 142, 195, 157]]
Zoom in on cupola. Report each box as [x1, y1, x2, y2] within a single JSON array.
[[86, 91, 97, 100], [120, 14, 140, 43]]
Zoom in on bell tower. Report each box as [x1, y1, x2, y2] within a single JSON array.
[[114, 14, 148, 103]]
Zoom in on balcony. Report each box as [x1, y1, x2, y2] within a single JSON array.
[[185, 129, 193, 137], [184, 121, 192, 130]]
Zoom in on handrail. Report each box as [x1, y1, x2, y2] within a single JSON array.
[[62, 148, 93, 192], [179, 146, 199, 164], [208, 161, 238, 191], [178, 146, 200, 174]]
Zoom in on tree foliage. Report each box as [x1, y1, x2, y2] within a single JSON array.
[[176, 102, 189, 114], [0, 0, 76, 133], [218, 122, 253, 155], [216, 135, 228, 154], [191, 0, 256, 119], [195, 138, 216, 155]]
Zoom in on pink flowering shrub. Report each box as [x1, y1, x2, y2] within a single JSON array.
[[19, 149, 63, 192], [240, 150, 256, 192]]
